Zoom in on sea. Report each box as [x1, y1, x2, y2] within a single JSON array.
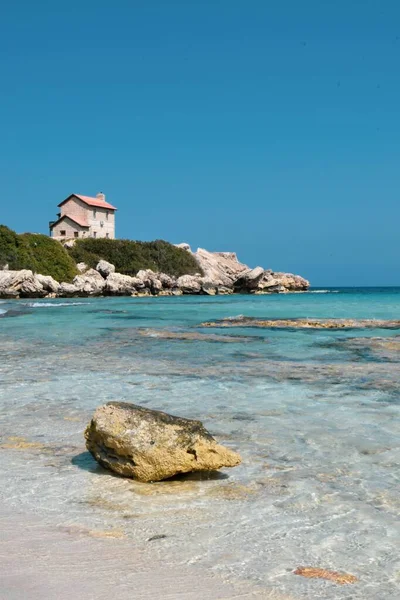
[[0, 288, 399, 599]]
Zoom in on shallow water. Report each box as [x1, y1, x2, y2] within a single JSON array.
[[0, 289, 399, 599]]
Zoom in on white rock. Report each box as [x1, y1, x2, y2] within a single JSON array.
[[0, 270, 45, 298], [96, 260, 115, 278], [76, 262, 88, 273], [58, 282, 79, 297], [72, 269, 105, 295], [193, 248, 248, 288], [105, 273, 143, 295], [174, 242, 192, 252], [176, 274, 202, 294], [36, 274, 60, 294]]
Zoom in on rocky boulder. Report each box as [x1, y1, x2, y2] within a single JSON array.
[[63, 239, 77, 249], [76, 262, 88, 273], [135, 269, 165, 294], [0, 270, 46, 298], [58, 282, 79, 297], [234, 266, 265, 292], [85, 402, 241, 482], [72, 269, 105, 296], [174, 242, 192, 252], [158, 273, 175, 289], [104, 272, 144, 295], [35, 274, 60, 294], [96, 260, 115, 278], [176, 274, 202, 294], [254, 271, 310, 293], [193, 248, 249, 288]]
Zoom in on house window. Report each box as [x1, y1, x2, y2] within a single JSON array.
[[93, 231, 97, 238], [74, 232, 79, 238], [60, 230, 66, 236], [106, 233, 109, 239], [106, 211, 109, 220], [93, 209, 97, 219]]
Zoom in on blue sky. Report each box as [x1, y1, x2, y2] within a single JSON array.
[[1, 1, 399, 286]]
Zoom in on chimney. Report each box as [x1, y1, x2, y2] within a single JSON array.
[[96, 192, 106, 202]]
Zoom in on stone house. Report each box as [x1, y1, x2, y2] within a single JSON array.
[[49, 193, 117, 240]]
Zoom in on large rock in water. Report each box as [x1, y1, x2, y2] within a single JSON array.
[[85, 402, 241, 482]]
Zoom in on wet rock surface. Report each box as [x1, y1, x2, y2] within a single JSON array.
[[137, 328, 262, 343], [294, 566, 358, 585], [201, 316, 400, 330], [85, 402, 242, 482]]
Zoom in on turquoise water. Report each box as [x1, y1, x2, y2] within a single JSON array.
[[0, 289, 399, 599]]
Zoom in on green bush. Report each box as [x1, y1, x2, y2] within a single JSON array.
[[68, 238, 201, 277], [0, 225, 78, 282], [0, 225, 21, 269]]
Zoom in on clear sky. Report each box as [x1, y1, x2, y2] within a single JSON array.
[[1, 1, 399, 286]]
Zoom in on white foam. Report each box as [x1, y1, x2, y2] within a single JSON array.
[[0, 308, 7, 315], [308, 289, 339, 293], [26, 302, 89, 308]]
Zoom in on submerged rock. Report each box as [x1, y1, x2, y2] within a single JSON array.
[[201, 317, 400, 330], [85, 402, 241, 482], [294, 567, 358, 585]]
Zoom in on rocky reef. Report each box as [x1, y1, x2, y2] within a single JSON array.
[[200, 316, 400, 330], [0, 245, 309, 298], [85, 402, 241, 482]]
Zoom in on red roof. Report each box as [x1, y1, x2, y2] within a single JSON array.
[[58, 194, 117, 210], [50, 214, 89, 229]]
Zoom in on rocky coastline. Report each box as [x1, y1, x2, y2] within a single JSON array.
[[0, 245, 309, 299]]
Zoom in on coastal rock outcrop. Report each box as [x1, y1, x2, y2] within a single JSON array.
[[76, 262, 88, 273], [0, 247, 309, 298], [190, 247, 309, 294], [104, 272, 143, 295], [193, 248, 249, 288], [176, 274, 202, 294], [234, 269, 309, 294], [0, 270, 46, 298], [72, 269, 105, 296], [174, 242, 192, 252], [35, 274, 60, 294], [85, 402, 242, 482], [58, 282, 79, 297], [96, 260, 115, 278]]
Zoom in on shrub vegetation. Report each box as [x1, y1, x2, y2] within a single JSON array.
[[0, 226, 201, 281], [68, 238, 201, 277], [0, 225, 78, 282]]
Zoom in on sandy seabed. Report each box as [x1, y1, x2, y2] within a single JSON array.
[[0, 505, 289, 600]]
